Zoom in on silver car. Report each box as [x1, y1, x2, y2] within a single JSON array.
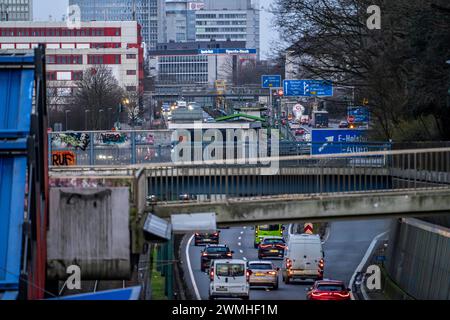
[[247, 261, 279, 290]]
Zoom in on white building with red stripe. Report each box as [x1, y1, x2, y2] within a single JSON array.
[[0, 21, 144, 107]]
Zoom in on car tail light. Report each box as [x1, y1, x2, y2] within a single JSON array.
[[318, 259, 324, 270], [195, 233, 200, 236], [267, 271, 277, 276], [311, 292, 326, 297], [286, 258, 292, 269], [210, 269, 214, 280], [213, 233, 219, 237], [276, 244, 286, 249], [202, 252, 207, 257], [334, 292, 350, 298], [260, 244, 271, 249], [226, 252, 232, 257]]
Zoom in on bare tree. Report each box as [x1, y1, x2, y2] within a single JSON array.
[[72, 65, 124, 130], [273, 0, 450, 140], [123, 90, 144, 128]]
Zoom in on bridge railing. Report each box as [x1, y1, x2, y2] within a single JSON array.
[[48, 129, 391, 167], [142, 147, 450, 203]]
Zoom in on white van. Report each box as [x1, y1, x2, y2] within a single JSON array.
[[282, 234, 324, 284], [209, 259, 250, 300]]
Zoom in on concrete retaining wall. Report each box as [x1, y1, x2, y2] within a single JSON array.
[[386, 217, 450, 300], [47, 188, 131, 280]]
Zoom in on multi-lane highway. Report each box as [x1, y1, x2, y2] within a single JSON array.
[[183, 219, 391, 300]]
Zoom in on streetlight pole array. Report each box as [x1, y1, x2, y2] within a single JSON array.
[[108, 107, 113, 130], [85, 109, 90, 130], [99, 109, 104, 130], [65, 110, 71, 131]]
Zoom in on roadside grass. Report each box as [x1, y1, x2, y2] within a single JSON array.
[[151, 249, 168, 300]]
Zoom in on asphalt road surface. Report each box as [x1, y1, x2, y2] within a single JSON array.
[[185, 219, 391, 300]]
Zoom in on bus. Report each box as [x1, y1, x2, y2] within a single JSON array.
[[254, 224, 284, 248]]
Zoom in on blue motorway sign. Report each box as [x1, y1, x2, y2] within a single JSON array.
[[311, 129, 368, 155], [262, 75, 282, 88], [283, 80, 333, 97], [53, 286, 142, 300], [348, 106, 370, 124]]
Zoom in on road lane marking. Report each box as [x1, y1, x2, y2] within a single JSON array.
[[238, 236, 242, 240], [186, 234, 201, 300], [243, 226, 247, 229], [238, 242, 242, 246], [321, 225, 331, 244], [349, 231, 388, 300], [240, 231, 244, 235], [239, 250, 244, 254], [243, 257, 247, 261]]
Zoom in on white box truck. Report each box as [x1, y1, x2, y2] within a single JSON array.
[[282, 234, 324, 284]]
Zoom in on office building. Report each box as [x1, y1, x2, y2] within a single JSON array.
[[195, 0, 260, 59], [165, 0, 204, 43], [69, 0, 166, 49], [0, 21, 144, 108], [0, 0, 32, 21], [149, 40, 256, 86]]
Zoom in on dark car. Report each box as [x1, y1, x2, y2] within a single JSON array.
[[307, 280, 351, 301], [339, 121, 349, 128], [179, 193, 197, 201], [258, 236, 286, 259], [200, 244, 233, 272], [195, 231, 220, 246]]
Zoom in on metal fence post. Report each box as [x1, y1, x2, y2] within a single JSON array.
[[48, 133, 52, 167], [131, 131, 136, 164], [166, 235, 174, 300], [89, 132, 95, 166]]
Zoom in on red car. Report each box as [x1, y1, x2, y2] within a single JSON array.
[[307, 280, 351, 301]]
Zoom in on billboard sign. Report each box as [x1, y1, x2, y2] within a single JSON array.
[[283, 80, 333, 97], [198, 48, 257, 55]]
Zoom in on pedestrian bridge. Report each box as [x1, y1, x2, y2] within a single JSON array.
[[49, 147, 450, 223]]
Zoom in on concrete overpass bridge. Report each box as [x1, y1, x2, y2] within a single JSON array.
[[49, 147, 450, 224]]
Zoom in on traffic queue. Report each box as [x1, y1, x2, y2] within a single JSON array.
[[194, 224, 351, 301]]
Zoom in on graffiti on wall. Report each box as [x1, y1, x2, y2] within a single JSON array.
[[52, 151, 76, 166], [52, 133, 90, 151], [97, 132, 129, 145]]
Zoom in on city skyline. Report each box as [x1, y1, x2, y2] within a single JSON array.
[[31, 0, 278, 59]]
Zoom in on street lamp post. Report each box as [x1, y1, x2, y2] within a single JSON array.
[[85, 109, 90, 130], [107, 107, 113, 129], [65, 110, 71, 131], [99, 109, 104, 130]]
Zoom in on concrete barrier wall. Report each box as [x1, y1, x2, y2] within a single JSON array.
[[386, 217, 450, 300], [47, 188, 131, 280]]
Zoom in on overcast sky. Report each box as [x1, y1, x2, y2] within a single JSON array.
[[33, 0, 279, 59]]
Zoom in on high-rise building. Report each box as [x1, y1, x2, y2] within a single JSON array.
[[195, 0, 260, 59], [0, 0, 33, 21], [69, 0, 166, 49], [165, 0, 204, 43]]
